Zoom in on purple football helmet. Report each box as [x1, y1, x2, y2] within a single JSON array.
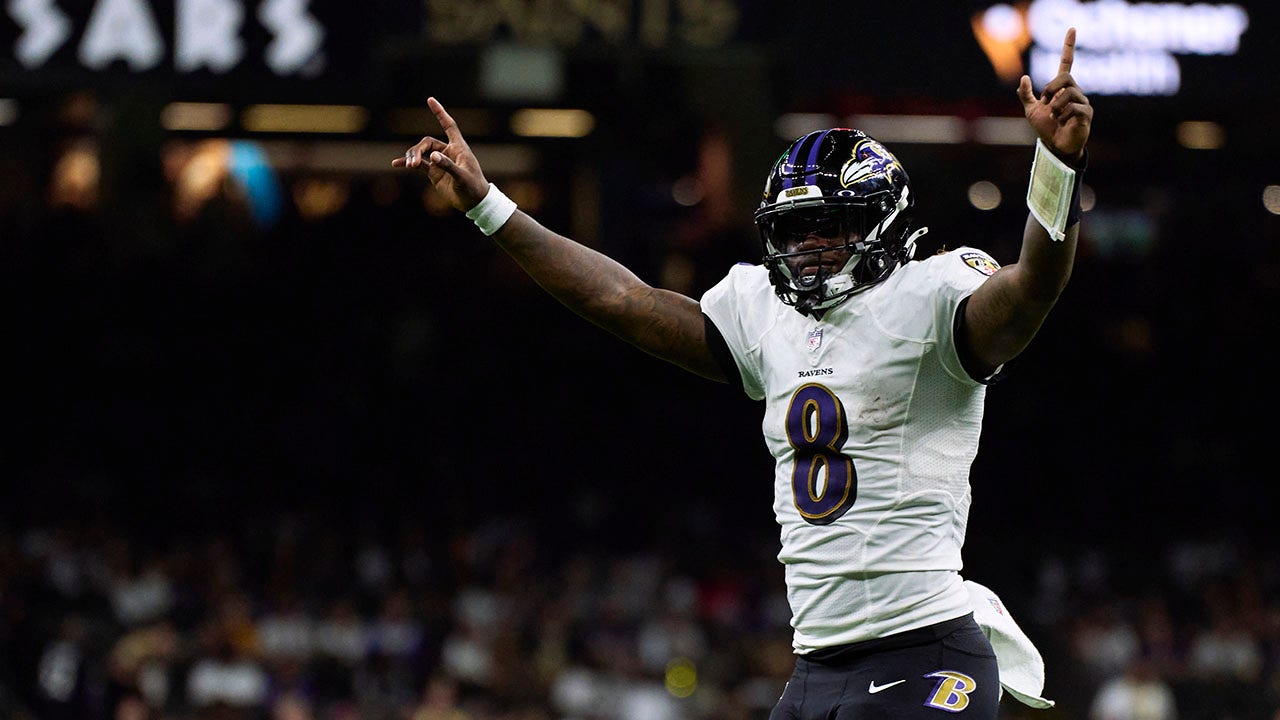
[[754, 129, 921, 313]]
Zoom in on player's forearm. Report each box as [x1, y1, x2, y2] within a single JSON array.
[[491, 211, 653, 325], [488, 212, 725, 380], [1014, 213, 1077, 305], [987, 215, 1078, 339]]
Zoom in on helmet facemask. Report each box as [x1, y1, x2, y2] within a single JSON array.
[[753, 129, 920, 315], [757, 187, 915, 314]]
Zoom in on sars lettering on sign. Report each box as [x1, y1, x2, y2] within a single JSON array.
[[9, 0, 325, 75]]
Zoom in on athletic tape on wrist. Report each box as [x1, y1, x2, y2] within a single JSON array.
[[1065, 150, 1087, 227], [465, 183, 518, 236], [1026, 139, 1084, 242]]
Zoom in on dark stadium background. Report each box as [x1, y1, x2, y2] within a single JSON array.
[[2, 1, 1278, 719]]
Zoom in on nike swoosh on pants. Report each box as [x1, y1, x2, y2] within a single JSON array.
[[868, 679, 907, 694]]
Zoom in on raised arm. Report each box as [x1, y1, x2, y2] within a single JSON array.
[[393, 98, 727, 382], [961, 28, 1093, 377]]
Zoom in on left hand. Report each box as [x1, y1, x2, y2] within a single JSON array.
[[391, 97, 490, 213], [1017, 27, 1092, 165]]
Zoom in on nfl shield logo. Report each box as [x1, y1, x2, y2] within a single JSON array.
[[807, 328, 823, 352]]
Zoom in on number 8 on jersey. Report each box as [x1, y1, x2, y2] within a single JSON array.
[[786, 383, 857, 525]]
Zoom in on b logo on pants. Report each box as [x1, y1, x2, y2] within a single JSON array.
[[923, 671, 977, 712]]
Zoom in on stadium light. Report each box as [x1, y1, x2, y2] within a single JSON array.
[[847, 115, 965, 144], [1264, 185, 1280, 216], [973, 117, 1036, 146], [510, 109, 594, 138], [242, 104, 369, 134], [968, 181, 1002, 211], [1176, 121, 1225, 150], [160, 102, 233, 131], [776, 114, 1040, 146]]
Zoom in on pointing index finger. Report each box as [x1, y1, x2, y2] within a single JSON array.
[[1058, 27, 1077, 75], [428, 96, 465, 145]]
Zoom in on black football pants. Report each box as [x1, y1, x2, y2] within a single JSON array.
[[768, 614, 1001, 720]]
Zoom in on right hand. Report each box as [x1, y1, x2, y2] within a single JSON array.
[[392, 97, 490, 212]]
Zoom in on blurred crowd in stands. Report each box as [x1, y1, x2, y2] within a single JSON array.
[[1, 516, 1279, 720]]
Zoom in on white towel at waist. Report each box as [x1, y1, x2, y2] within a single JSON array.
[[964, 579, 1055, 709]]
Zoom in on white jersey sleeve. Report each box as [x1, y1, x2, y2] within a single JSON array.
[[699, 263, 776, 401]]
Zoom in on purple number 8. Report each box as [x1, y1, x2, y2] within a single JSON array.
[[785, 383, 856, 525]]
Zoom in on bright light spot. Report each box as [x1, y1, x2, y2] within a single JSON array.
[[1176, 121, 1225, 149], [672, 177, 704, 207], [293, 178, 350, 221], [850, 114, 965, 144], [665, 658, 697, 699], [973, 116, 1036, 146], [1263, 185, 1280, 215], [170, 139, 229, 222], [510, 109, 594, 138], [968, 181, 1002, 211], [161, 102, 232, 131], [50, 140, 100, 211], [982, 5, 1025, 42], [1080, 183, 1096, 212], [242, 104, 369, 134]]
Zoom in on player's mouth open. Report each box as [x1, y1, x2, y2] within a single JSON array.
[[800, 260, 840, 276]]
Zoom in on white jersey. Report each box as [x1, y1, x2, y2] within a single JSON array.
[[700, 247, 1001, 652]]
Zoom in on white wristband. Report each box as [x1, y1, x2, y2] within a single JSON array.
[[1026, 139, 1078, 242], [465, 183, 518, 236]]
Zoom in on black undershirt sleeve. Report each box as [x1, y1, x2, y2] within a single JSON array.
[[702, 314, 743, 391]]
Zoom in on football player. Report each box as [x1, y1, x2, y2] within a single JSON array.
[[395, 28, 1091, 720]]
